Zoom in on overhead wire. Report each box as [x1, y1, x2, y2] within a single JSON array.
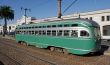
[[63, 0, 78, 14]]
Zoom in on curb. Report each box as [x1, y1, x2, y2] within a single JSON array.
[[104, 52, 110, 56]]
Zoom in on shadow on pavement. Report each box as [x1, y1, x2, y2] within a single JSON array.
[[100, 45, 109, 53], [0, 61, 4, 65], [82, 45, 109, 57]]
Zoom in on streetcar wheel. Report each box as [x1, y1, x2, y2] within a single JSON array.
[[50, 47, 55, 51], [63, 49, 69, 54], [20, 42, 24, 45], [18, 41, 21, 44], [23, 42, 28, 46]]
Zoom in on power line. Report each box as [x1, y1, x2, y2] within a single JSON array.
[[63, 0, 78, 14]]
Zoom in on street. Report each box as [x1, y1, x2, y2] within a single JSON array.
[[0, 37, 110, 65]]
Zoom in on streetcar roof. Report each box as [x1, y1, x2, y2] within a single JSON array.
[[16, 18, 99, 28]]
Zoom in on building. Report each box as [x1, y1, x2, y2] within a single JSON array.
[[7, 24, 16, 35], [16, 16, 36, 25], [0, 24, 16, 35], [16, 9, 110, 40]]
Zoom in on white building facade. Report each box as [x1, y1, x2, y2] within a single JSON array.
[[16, 16, 36, 25], [0, 24, 16, 35]]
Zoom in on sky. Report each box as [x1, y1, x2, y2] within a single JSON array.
[[0, 0, 110, 25]]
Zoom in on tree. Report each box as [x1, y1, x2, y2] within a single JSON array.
[[0, 5, 14, 36]]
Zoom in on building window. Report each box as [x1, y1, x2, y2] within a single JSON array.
[[9, 26, 11, 30], [101, 16, 105, 21], [103, 25, 110, 36], [106, 16, 110, 21]]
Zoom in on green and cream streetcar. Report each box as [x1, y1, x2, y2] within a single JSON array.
[[15, 19, 101, 55]]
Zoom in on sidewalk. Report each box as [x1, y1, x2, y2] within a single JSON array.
[[0, 35, 15, 40], [104, 46, 110, 56], [101, 41, 110, 56]]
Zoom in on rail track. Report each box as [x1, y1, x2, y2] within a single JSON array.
[[0, 38, 110, 65], [0, 38, 77, 65]]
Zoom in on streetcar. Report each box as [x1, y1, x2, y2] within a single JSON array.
[[15, 18, 101, 55]]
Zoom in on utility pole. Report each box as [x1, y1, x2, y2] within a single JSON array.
[[21, 7, 30, 24], [58, 0, 62, 18]]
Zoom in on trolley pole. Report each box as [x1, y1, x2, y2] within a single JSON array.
[[58, 0, 62, 18], [21, 7, 30, 24]]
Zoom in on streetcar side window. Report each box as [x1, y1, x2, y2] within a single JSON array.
[[29, 31, 31, 34], [71, 30, 78, 37], [71, 24, 78, 27], [42, 26, 46, 28], [35, 31, 38, 35], [39, 30, 42, 35], [42, 30, 46, 35], [80, 30, 89, 37], [47, 25, 51, 28], [52, 30, 56, 36], [52, 25, 56, 28], [32, 26, 34, 29], [39, 26, 42, 28], [64, 24, 69, 27], [58, 25, 62, 27], [57, 30, 62, 36], [35, 26, 38, 28], [32, 31, 34, 35], [47, 30, 51, 35], [64, 30, 70, 36]]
